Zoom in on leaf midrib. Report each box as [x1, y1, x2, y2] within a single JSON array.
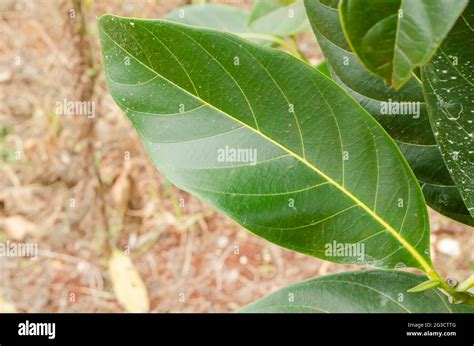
[[100, 19, 432, 273]]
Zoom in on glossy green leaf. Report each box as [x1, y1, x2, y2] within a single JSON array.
[[241, 270, 474, 313], [305, 0, 473, 226], [339, 0, 468, 89], [98, 14, 433, 271], [248, 0, 311, 37], [422, 182, 474, 226], [422, 2, 474, 217]]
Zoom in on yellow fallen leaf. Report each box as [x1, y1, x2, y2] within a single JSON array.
[[108, 250, 150, 312]]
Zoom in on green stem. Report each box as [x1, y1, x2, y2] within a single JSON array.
[[456, 274, 474, 292], [426, 270, 474, 304], [238, 33, 292, 49], [238, 33, 308, 63]]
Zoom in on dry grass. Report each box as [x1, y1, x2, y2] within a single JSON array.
[[0, 0, 472, 312]]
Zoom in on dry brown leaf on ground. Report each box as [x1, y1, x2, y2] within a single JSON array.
[[108, 249, 150, 313]]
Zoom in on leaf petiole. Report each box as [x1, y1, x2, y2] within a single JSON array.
[[456, 273, 474, 293], [407, 279, 441, 293], [237, 33, 308, 62], [425, 270, 474, 305]]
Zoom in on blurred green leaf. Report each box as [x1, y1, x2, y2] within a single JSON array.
[[166, 3, 249, 34], [248, 0, 311, 37]]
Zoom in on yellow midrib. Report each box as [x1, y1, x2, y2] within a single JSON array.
[[101, 23, 433, 274]]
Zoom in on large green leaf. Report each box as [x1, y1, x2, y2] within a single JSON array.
[[304, 0, 473, 226], [422, 2, 474, 217], [241, 270, 474, 312], [339, 0, 468, 89], [98, 14, 433, 271], [248, 0, 311, 37]]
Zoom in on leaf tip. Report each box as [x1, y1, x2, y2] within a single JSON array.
[[97, 13, 121, 30]]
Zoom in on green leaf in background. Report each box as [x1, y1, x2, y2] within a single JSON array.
[[166, 3, 249, 33], [304, 0, 473, 226], [422, 2, 474, 217], [241, 270, 474, 313], [165, 3, 293, 47], [248, 0, 311, 37], [99, 15, 433, 271], [339, 0, 468, 89]]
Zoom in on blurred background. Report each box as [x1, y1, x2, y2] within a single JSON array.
[[0, 0, 472, 312]]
